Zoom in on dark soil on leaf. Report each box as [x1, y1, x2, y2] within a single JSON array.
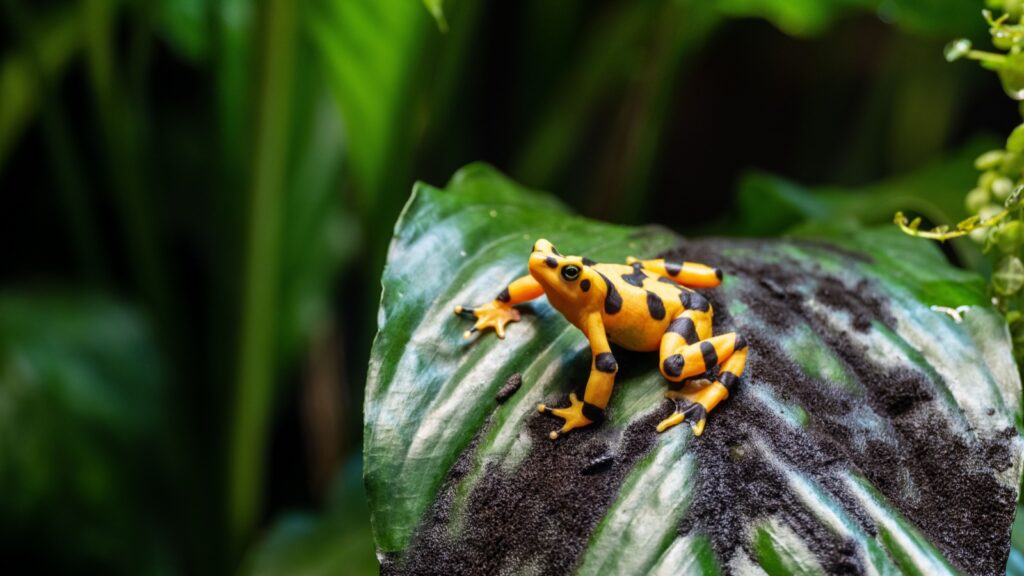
[[671, 241, 1017, 576], [495, 373, 523, 404], [386, 239, 1018, 576], [388, 408, 667, 575]]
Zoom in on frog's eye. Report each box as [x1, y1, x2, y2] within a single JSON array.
[[561, 265, 581, 281]]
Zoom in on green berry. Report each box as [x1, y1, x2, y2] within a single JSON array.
[[1003, 151, 1024, 173], [1007, 0, 1024, 20], [966, 187, 991, 213], [980, 204, 1005, 220], [945, 38, 972, 62], [979, 170, 1000, 190], [996, 220, 1024, 253], [975, 149, 1006, 170], [994, 176, 1015, 199], [1008, 123, 1024, 152], [994, 255, 1024, 295]]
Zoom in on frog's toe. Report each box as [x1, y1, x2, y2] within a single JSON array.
[[538, 393, 594, 440], [656, 411, 685, 433], [656, 399, 708, 436], [456, 302, 520, 339]]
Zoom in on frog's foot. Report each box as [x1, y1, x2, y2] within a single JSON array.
[[454, 301, 520, 339], [537, 392, 598, 440], [656, 393, 709, 436]]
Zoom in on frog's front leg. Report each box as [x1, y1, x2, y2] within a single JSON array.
[[454, 274, 544, 339], [538, 314, 616, 439]]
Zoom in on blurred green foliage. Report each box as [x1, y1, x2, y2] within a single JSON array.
[[0, 0, 1020, 574], [239, 458, 377, 576], [0, 295, 167, 573]]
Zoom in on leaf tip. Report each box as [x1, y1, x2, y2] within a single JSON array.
[[422, 0, 448, 33]]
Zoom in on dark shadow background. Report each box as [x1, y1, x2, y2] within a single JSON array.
[[0, 0, 1016, 574]]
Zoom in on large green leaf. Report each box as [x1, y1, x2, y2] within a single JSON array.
[[366, 164, 1023, 574]]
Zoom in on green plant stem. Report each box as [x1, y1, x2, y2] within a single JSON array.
[[229, 0, 296, 554], [83, 0, 169, 319], [966, 49, 1008, 65]]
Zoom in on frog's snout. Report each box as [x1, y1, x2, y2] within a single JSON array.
[[531, 238, 559, 256], [529, 251, 558, 272]]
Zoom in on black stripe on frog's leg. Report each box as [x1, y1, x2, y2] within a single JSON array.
[[665, 260, 682, 276], [581, 402, 605, 423], [621, 262, 647, 287], [663, 354, 684, 378], [734, 334, 747, 351], [497, 287, 511, 303], [679, 290, 710, 312], [646, 291, 666, 320], [700, 341, 718, 371], [595, 352, 618, 373], [596, 272, 623, 314], [667, 316, 698, 344], [720, 371, 740, 393]]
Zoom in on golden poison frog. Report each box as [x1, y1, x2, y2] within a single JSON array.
[[455, 239, 748, 439]]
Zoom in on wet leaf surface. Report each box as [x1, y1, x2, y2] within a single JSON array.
[[366, 164, 1023, 574]]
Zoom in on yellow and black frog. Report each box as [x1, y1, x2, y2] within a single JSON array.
[[455, 239, 748, 439]]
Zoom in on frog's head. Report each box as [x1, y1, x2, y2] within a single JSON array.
[[528, 239, 598, 304]]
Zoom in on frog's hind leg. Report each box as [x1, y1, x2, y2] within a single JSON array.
[[626, 256, 721, 288], [656, 311, 747, 435], [658, 346, 748, 436]]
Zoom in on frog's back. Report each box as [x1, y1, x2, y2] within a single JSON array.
[[591, 262, 694, 351]]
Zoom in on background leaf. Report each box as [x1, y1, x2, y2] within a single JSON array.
[[717, 138, 995, 270], [0, 4, 80, 173], [366, 165, 1022, 574], [0, 294, 167, 573], [715, 0, 981, 37], [239, 457, 377, 576]]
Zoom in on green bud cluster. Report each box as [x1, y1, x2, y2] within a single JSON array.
[[899, 4, 1024, 357], [946, 9, 1024, 99]]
